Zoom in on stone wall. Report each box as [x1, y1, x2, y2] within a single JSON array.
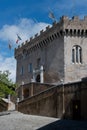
[[64, 35, 87, 83], [17, 81, 87, 120], [15, 35, 64, 85], [16, 83, 54, 101]]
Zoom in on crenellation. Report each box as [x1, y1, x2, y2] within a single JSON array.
[[18, 45, 20, 48], [63, 16, 87, 30], [30, 37, 33, 41], [25, 40, 28, 44], [46, 25, 50, 30], [40, 29, 44, 34], [21, 43, 24, 47], [15, 15, 87, 59], [16, 15, 87, 52], [72, 16, 79, 21], [60, 16, 69, 22], [35, 33, 38, 38], [15, 15, 87, 85], [52, 21, 57, 26]]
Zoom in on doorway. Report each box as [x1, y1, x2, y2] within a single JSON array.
[[36, 74, 40, 82], [72, 100, 81, 120]]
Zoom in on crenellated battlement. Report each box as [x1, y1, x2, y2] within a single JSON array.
[[60, 15, 87, 22], [15, 15, 87, 58]]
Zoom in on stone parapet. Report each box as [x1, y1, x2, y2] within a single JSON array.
[[17, 81, 87, 120], [15, 15, 87, 59]]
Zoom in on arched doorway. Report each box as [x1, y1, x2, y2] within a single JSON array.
[[36, 74, 40, 82]]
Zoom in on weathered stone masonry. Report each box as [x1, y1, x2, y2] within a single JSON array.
[[17, 81, 87, 120], [15, 16, 87, 120], [15, 16, 87, 85]]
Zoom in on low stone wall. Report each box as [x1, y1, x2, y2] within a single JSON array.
[[16, 83, 54, 101], [18, 86, 58, 117], [17, 81, 87, 120]]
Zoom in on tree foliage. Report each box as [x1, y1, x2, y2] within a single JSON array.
[[0, 70, 16, 98]]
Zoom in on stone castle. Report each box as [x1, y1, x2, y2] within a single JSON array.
[[15, 16, 87, 85], [15, 16, 87, 120]]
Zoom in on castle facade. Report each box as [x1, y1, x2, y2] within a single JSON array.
[[15, 16, 87, 85]]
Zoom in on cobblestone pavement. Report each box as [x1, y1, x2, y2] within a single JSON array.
[[0, 111, 87, 130], [0, 111, 58, 130]]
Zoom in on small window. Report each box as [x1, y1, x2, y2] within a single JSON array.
[[20, 66, 24, 75], [28, 63, 33, 73]]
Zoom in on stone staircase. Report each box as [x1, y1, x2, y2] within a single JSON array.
[[1, 98, 15, 111]]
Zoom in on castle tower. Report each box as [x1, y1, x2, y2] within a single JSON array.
[[15, 16, 87, 85]]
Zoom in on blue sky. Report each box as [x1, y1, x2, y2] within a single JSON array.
[[0, 0, 87, 82]]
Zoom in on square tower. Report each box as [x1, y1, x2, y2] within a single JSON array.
[[15, 16, 87, 85]]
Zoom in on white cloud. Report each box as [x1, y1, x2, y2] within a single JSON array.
[[0, 55, 16, 82], [0, 18, 50, 44], [0, 18, 50, 83]]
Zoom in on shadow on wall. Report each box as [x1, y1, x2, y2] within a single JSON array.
[[37, 119, 87, 130]]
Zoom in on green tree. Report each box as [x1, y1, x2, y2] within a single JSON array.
[[0, 70, 16, 98]]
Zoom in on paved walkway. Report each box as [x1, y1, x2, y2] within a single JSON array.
[[0, 111, 58, 130], [0, 111, 87, 130]]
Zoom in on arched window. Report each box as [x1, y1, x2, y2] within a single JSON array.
[[72, 45, 82, 64]]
